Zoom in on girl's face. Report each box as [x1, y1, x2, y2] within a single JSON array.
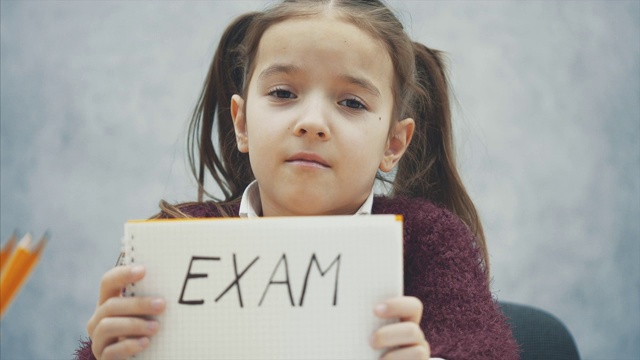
[[231, 14, 413, 216]]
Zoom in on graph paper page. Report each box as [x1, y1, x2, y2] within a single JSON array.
[[123, 215, 403, 359]]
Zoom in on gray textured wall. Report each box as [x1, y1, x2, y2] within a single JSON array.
[[1, 1, 638, 359]]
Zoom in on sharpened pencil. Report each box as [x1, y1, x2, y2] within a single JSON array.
[[0, 233, 48, 318], [0, 233, 17, 272]]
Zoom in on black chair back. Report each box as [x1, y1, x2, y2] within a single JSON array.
[[499, 302, 580, 360]]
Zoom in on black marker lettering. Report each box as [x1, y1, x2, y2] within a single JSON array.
[[215, 254, 259, 307], [178, 256, 220, 305], [259, 254, 295, 306], [299, 253, 341, 306]]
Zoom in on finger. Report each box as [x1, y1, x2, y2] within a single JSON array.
[[95, 296, 166, 322], [88, 297, 164, 342], [380, 343, 431, 360], [98, 265, 146, 305], [373, 296, 423, 323], [370, 322, 426, 350], [100, 337, 150, 360], [92, 317, 159, 358]]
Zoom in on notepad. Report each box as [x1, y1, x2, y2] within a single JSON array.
[[122, 215, 403, 359]]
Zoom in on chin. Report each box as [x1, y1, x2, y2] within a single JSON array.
[[285, 201, 330, 216], [290, 199, 356, 216], [278, 193, 341, 216]]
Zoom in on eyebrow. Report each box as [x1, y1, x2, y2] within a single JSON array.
[[257, 64, 382, 98], [338, 74, 381, 98], [257, 64, 301, 80]]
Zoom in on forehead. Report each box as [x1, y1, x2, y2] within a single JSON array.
[[251, 15, 394, 92]]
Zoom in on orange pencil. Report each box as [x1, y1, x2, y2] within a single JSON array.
[[22, 234, 47, 289], [0, 233, 17, 272], [0, 233, 31, 317], [0, 233, 48, 318]]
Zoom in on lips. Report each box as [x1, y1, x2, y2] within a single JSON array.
[[285, 152, 330, 168]]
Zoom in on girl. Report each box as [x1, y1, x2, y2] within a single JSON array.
[[77, 0, 519, 359]]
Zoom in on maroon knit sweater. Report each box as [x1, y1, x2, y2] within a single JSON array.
[[75, 196, 519, 360]]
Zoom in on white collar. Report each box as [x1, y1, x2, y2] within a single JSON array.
[[239, 180, 374, 218]]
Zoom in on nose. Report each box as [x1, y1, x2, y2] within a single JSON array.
[[292, 100, 331, 140]]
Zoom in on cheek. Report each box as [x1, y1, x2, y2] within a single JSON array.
[[246, 133, 270, 158], [346, 127, 389, 164], [367, 120, 393, 147], [244, 106, 267, 145]]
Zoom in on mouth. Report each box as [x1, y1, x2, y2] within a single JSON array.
[[285, 152, 330, 169]]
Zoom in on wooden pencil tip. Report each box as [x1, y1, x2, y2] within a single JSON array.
[[33, 233, 49, 254], [1, 234, 16, 251], [18, 233, 32, 248]]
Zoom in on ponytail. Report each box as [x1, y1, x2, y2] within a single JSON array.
[[187, 13, 258, 203], [394, 43, 489, 273]]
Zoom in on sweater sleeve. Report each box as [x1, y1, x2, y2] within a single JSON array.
[[402, 202, 520, 360], [73, 338, 96, 360]]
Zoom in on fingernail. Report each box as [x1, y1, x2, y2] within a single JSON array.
[[375, 303, 387, 315], [147, 321, 159, 331], [138, 337, 150, 348], [151, 298, 165, 310], [369, 333, 378, 348], [131, 265, 144, 275]]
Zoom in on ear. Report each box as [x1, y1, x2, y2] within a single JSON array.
[[379, 118, 415, 172], [230, 94, 249, 153]]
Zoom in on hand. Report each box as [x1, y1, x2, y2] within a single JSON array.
[[86, 265, 166, 360], [370, 296, 431, 360]]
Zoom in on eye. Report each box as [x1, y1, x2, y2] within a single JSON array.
[[268, 87, 297, 99], [339, 97, 367, 110]]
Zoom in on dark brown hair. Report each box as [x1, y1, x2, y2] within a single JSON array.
[[169, 0, 489, 272]]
